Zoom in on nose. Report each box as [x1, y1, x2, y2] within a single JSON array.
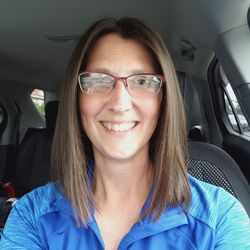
[[107, 79, 132, 112]]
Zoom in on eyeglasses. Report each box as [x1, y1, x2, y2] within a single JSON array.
[[78, 72, 165, 96]]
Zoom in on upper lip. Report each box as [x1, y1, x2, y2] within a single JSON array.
[[100, 120, 139, 124]]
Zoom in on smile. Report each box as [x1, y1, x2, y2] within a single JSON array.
[[101, 121, 137, 132]]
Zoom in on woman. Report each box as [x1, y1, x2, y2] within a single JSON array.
[[0, 17, 249, 250]]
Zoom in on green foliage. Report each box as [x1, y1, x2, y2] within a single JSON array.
[[32, 99, 45, 116]]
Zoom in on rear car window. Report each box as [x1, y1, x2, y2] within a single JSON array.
[[31, 89, 45, 117]]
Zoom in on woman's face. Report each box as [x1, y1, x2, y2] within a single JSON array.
[[78, 33, 162, 163]]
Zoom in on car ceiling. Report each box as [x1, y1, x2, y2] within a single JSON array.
[[0, 0, 249, 91]]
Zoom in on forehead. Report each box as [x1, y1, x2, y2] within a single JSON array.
[[85, 33, 157, 74]]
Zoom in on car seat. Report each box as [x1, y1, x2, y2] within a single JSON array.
[[177, 72, 250, 217], [188, 141, 250, 217], [177, 72, 206, 141], [14, 100, 59, 196]]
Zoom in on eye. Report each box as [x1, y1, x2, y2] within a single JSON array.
[[81, 73, 113, 85], [101, 75, 114, 84], [133, 75, 147, 85], [95, 77, 104, 84], [137, 78, 146, 85]]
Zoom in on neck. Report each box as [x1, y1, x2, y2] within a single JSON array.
[[92, 153, 154, 210]]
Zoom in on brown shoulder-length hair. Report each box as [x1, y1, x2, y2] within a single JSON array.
[[51, 17, 191, 226]]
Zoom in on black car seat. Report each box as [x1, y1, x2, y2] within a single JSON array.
[[188, 141, 250, 217], [177, 72, 250, 217], [14, 100, 59, 196], [177, 72, 206, 141]]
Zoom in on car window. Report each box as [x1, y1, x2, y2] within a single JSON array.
[[31, 89, 45, 117], [220, 66, 250, 136]]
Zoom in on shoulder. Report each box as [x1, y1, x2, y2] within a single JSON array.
[[188, 175, 250, 247], [188, 175, 243, 215], [14, 182, 61, 221], [0, 182, 62, 249], [188, 175, 247, 223]]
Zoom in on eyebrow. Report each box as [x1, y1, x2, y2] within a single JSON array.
[[86, 68, 155, 76]]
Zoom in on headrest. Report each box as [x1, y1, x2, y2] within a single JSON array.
[[177, 72, 205, 141], [45, 100, 59, 133]]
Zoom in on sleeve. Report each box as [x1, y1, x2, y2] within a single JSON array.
[[0, 198, 43, 250], [215, 191, 250, 249]]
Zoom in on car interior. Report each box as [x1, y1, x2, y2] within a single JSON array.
[[0, 0, 250, 229]]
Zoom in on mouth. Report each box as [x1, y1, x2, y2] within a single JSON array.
[[101, 121, 138, 132]]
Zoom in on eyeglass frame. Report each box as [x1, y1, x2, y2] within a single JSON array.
[[77, 71, 166, 96]]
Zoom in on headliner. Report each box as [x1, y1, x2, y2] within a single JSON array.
[[0, 0, 249, 91]]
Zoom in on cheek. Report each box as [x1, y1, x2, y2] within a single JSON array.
[[78, 94, 108, 135], [78, 95, 99, 125], [154, 92, 163, 119], [143, 95, 162, 122]]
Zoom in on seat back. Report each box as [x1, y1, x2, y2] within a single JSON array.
[[177, 72, 250, 216], [14, 101, 59, 196], [177, 72, 206, 141], [188, 127, 250, 217]]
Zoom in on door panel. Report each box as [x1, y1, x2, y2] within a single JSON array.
[[223, 134, 250, 183]]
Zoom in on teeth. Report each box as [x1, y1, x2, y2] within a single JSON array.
[[102, 122, 136, 132]]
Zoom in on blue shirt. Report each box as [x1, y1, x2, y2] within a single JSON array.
[[0, 175, 250, 249]]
